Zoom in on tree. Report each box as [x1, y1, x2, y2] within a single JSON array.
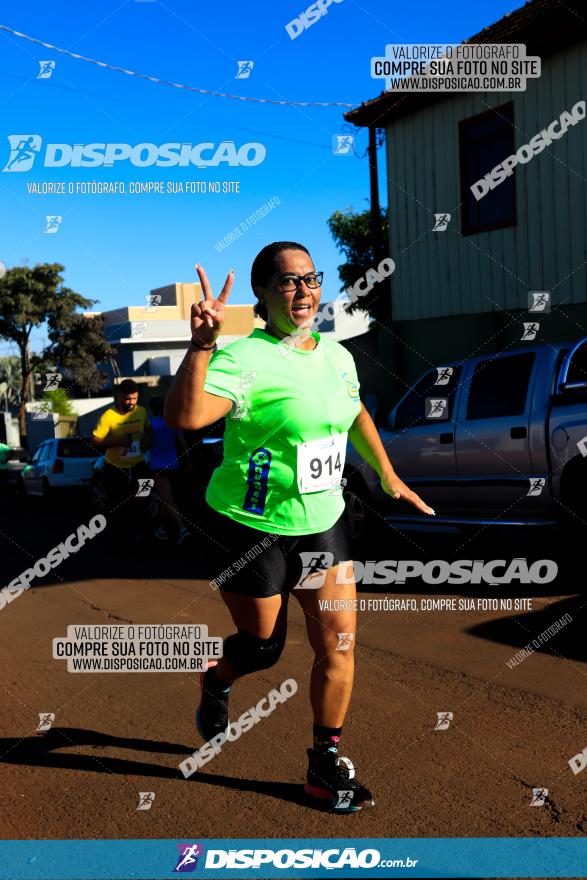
[[327, 208, 391, 324], [0, 356, 22, 405], [45, 310, 114, 397], [0, 263, 114, 442], [41, 388, 74, 417]]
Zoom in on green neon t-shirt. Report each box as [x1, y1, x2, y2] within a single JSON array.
[[203, 328, 361, 535]]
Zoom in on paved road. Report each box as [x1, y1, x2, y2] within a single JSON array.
[[1, 499, 586, 852]]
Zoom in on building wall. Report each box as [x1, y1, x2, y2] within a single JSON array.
[[103, 301, 256, 339], [124, 299, 255, 334], [341, 329, 387, 401], [149, 282, 200, 320], [385, 40, 587, 323], [131, 346, 186, 375]]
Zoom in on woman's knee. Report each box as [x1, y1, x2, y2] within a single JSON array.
[[306, 606, 355, 654], [222, 627, 287, 675]]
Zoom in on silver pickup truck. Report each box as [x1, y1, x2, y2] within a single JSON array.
[[344, 336, 587, 537]]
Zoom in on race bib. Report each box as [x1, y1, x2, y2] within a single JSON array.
[[297, 432, 347, 494], [122, 438, 141, 458]]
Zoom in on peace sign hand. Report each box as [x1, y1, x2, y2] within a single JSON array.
[[191, 264, 234, 346]]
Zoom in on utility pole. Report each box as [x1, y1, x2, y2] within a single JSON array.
[[367, 126, 391, 323], [368, 127, 383, 258]]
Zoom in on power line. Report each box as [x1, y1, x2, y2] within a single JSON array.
[[0, 24, 356, 109], [0, 69, 337, 151]]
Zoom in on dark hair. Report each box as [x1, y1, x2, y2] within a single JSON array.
[[148, 395, 164, 416], [118, 379, 139, 395], [251, 241, 311, 322]]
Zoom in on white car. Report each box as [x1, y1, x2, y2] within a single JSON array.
[[22, 437, 99, 498]]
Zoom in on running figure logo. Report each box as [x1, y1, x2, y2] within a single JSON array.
[[232, 398, 252, 420], [425, 398, 448, 419], [239, 370, 257, 389], [3, 135, 42, 172], [434, 367, 453, 385], [37, 712, 55, 732], [528, 291, 551, 313], [435, 711, 453, 730], [136, 791, 155, 810], [33, 400, 53, 420], [174, 843, 204, 872], [293, 551, 334, 589], [44, 373, 62, 391], [336, 632, 354, 652], [37, 61, 56, 79], [432, 213, 451, 231], [335, 790, 354, 809], [44, 216, 62, 234], [521, 322, 539, 341], [131, 321, 147, 339], [527, 478, 546, 496], [530, 787, 548, 806], [236, 61, 254, 79], [328, 475, 347, 495], [144, 293, 161, 312], [332, 135, 354, 155], [136, 479, 154, 497]]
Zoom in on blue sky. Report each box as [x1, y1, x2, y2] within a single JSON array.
[[0, 0, 522, 352]]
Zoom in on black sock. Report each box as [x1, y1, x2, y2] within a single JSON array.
[[312, 723, 342, 754]]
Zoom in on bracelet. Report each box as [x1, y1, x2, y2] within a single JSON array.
[[190, 338, 217, 351]]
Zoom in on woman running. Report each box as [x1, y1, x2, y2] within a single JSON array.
[[165, 241, 434, 813]]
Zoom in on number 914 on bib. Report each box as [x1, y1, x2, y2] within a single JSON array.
[[296, 432, 347, 494]]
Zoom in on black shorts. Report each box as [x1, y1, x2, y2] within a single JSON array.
[[103, 460, 150, 506], [204, 503, 352, 598]]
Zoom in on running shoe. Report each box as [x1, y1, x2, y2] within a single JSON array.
[[195, 660, 231, 742], [304, 748, 375, 812], [176, 527, 190, 545]]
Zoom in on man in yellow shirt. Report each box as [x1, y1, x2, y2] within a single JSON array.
[[93, 379, 152, 545]]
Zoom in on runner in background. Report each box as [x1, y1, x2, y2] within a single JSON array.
[[165, 243, 434, 813], [92, 379, 152, 549], [148, 395, 190, 545]]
